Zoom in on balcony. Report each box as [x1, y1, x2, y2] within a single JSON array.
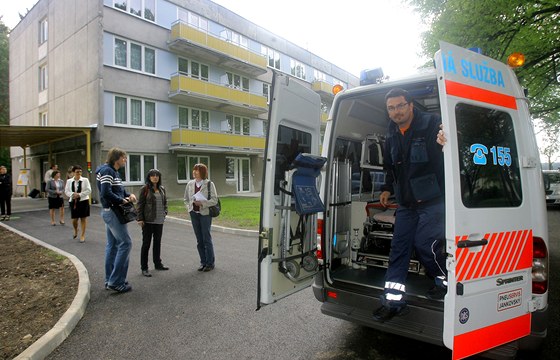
[[311, 79, 335, 101], [170, 126, 265, 154], [169, 21, 268, 77], [169, 74, 268, 117]]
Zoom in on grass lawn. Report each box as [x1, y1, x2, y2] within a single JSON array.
[[167, 196, 261, 230]]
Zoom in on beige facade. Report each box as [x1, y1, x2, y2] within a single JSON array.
[[8, 0, 359, 200]]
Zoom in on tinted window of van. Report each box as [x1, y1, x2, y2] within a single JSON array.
[[274, 125, 312, 195], [455, 103, 522, 207]]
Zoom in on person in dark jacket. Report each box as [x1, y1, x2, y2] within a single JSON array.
[[373, 88, 447, 322], [136, 169, 169, 277], [96, 148, 136, 293], [0, 165, 12, 221]]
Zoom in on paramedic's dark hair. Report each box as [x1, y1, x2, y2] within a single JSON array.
[[385, 88, 412, 104], [71, 165, 82, 172]]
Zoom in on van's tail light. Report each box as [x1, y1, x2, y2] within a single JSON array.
[[316, 218, 324, 260], [532, 237, 548, 294]]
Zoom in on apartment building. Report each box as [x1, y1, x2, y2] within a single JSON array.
[[8, 0, 359, 200]]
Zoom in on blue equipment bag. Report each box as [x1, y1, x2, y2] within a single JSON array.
[[291, 153, 327, 215]]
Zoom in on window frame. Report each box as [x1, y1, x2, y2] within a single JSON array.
[[114, 37, 156, 75], [113, 0, 156, 22], [119, 153, 157, 185], [38, 64, 48, 92], [113, 95, 157, 128], [177, 155, 210, 183], [39, 18, 48, 44], [178, 106, 209, 130]]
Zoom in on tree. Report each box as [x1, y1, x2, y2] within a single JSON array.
[[407, 0, 560, 159]]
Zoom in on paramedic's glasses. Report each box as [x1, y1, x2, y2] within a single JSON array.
[[387, 102, 410, 112]]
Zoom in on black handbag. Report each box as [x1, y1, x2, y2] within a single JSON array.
[[207, 181, 221, 218], [112, 202, 138, 224]]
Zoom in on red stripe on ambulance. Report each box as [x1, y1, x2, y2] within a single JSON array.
[[453, 314, 531, 360], [445, 80, 518, 109], [456, 230, 532, 282]]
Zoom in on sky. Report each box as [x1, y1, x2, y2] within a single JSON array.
[[0, 0, 428, 79]]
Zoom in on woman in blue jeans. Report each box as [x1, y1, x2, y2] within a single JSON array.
[[184, 163, 219, 272]]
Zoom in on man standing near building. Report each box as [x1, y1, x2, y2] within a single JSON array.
[[373, 88, 447, 322], [96, 148, 136, 293]]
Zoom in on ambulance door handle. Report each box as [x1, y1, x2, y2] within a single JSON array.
[[457, 239, 488, 248]]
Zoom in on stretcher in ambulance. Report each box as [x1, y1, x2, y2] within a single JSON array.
[[257, 41, 548, 359]]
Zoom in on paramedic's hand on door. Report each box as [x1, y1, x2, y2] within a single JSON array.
[[437, 124, 447, 147], [380, 191, 392, 207]]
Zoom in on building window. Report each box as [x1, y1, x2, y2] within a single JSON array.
[[119, 154, 156, 183], [177, 58, 208, 81], [314, 70, 326, 82], [261, 46, 281, 70], [226, 114, 250, 135], [178, 9, 208, 31], [114, 96, 156, 127], [114, 37, 155, 74], [226, 72, 249, 92], [219, 29, 248, 48], [177, 155, 210, 181], [263, 83, 270, 104], [225, 158, 235, 179], [39, 64, 48, 91], [290, 59, 306, 80], [114, 0, 155, 22], [178, 106, 209, 130], [39, 18, 48, 44], [39, 112, 48, 126]]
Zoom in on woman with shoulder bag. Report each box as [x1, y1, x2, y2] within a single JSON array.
[[46, 170, 65, 226], [137, 169, 169, 277], [183, 163, 219, 272]]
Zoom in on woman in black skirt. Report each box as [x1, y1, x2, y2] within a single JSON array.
[[64, 165, 92, 242]]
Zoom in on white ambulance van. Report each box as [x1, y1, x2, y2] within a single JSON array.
[[257, 41, 548, 359]]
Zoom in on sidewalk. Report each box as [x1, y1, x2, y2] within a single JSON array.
[[4, 196, 258, 360]]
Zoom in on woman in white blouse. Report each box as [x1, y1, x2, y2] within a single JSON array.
[[64, 165, 92, 242]]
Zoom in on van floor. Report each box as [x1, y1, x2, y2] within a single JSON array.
[[330, 264, 442, 301]]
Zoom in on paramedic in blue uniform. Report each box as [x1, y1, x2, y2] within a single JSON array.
[[373, 88, 447, 322], [96, 147, 136, 293]]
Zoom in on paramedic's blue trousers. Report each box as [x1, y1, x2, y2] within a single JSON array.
[[383, 200, 446, 306]]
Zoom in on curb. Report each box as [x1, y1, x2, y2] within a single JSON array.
[[2, 212, 253, 359], [0, 222, 91, 360]]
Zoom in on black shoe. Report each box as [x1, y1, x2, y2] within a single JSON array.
[[142, 270, 152, 277], [426, 285, 447, 300], [197, 265, 206, 271], [372, 304, 409, 322], [155, 265, 169, 270], [203, 265, 214, 272]]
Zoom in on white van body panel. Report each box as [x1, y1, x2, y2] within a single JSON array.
[[258, 73, 322, 306], [258, 43, 548, 358]]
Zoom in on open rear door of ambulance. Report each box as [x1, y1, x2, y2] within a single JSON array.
[[257, 72, 323, 309], [435, 42, 534, 359]]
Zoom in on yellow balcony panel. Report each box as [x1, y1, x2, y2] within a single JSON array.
[[312, 80, 335, 100], [169, 22, 267, 77], [170, 128, 265, 154], [169, 74, 268, 117]]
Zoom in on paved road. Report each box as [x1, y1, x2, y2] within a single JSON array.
[[6, 199, 559, 360]]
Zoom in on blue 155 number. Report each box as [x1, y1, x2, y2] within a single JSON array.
[[470, 143, 512, 166]]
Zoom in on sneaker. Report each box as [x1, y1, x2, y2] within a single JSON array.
[[155, 264, 169, 270], [372, 304, 409, 322], [105, 281, 129, 290], [197, 265, 206, 271], [202, 265, 215, 272], [426, 285, 447, 300], [107, 283, 132, 293], [142, 270, 152, 277], [0, 215, 5, 221]]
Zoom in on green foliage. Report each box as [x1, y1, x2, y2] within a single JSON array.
[[407, 0, 560, 122], [167, 197, 261, 230]]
